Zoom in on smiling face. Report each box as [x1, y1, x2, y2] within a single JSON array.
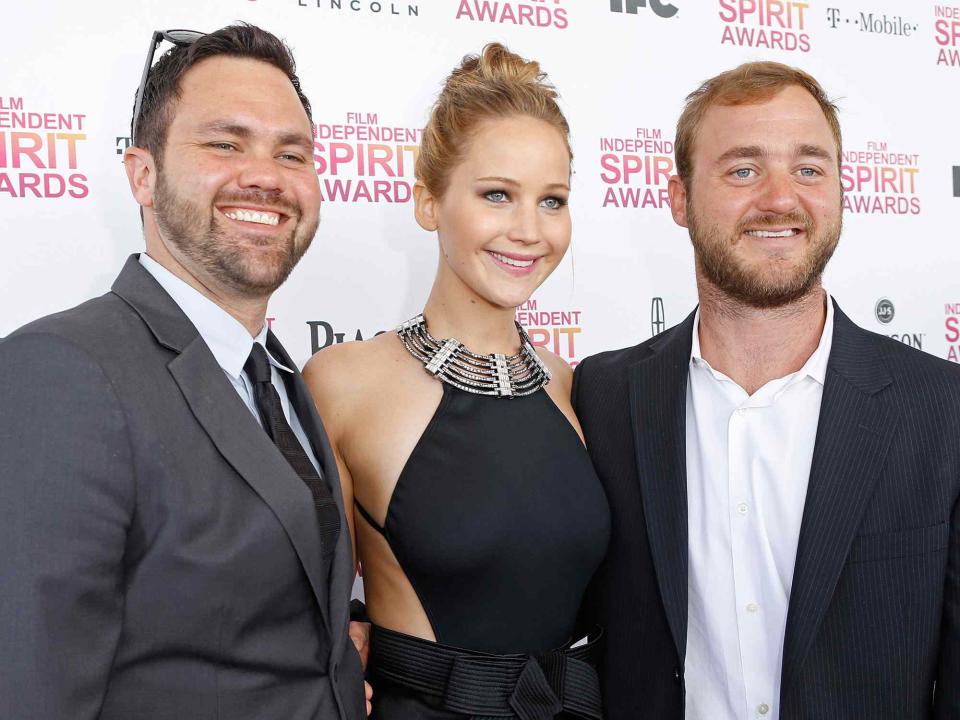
[[669, 85, 843, 308], [147, 56, 321, 298], [416, 115, 572, 310]]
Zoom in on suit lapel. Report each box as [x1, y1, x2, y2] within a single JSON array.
[[268, 331, 353, 649], [629, 311, 696, 661], [780, 303, 899, 697], [111, 256, 332, 634]]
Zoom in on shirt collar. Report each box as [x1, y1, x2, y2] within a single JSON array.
[[139, 254, 293, 379], [690, 290, 834, 387]]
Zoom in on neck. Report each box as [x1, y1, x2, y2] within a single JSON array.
[[144, 228, 268, 337], [421, 266, 521, 356], [696, 274, 827, 395]]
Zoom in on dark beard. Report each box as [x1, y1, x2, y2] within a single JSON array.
[[153, 173, 314, 297], [687, 207, 841, 309]]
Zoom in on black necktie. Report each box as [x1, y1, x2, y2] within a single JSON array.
[[244, 342, 340, 557]]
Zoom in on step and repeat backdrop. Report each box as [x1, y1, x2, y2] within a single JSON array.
[[2, 0, 960, 366]]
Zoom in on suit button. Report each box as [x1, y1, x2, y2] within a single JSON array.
[[673, 667, 681, 681]]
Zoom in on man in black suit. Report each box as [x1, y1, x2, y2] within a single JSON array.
[[575, 62, 960, 719], [0, 25, 366, 719]]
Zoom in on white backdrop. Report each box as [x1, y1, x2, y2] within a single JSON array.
[[3, 0, 960, 367]]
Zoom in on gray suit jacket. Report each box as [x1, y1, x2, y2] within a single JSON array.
[[0, 256, 365, 720]]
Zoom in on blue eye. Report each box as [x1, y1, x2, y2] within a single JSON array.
[[799, 167, 819, 177], [541, 196, 567, 210], [485, 190, 508, 203], [733, 168, 754, 179]]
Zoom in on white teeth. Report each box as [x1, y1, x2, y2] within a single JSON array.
[[490, 251, 534, 268], [223, 209, 280, 226], [746, 229, 798, 238]]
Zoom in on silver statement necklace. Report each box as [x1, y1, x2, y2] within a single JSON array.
[[397, 314, 551, 398]]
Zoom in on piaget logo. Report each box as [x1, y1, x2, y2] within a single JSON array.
[[306, 320, 386, 352]]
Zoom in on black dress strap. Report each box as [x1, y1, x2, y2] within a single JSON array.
[[354, 499, 387, 537]]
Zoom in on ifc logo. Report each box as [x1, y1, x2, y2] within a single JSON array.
[[610, 0, 678, 19], [875, 298, 895, 325]]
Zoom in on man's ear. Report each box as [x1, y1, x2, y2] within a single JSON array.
[[413, 181, 439, 232], [124, 146, 157, 209], [667, 174, 689, 228]]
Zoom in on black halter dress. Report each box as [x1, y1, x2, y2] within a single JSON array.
[[357, 382, 610, 719]]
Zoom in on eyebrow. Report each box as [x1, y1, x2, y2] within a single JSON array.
[[716, 143, 835, 164], [476, 175, 570, 191], [715, 145, 765, 164], [195, 121, 313, 151], [796, 143, 834, 161]]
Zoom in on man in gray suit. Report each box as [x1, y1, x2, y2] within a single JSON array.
[[0, 24, 366, 719]]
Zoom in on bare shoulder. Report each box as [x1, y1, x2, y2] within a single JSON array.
[[534, 346, 583, 439], [302, 332, 413, 415], [304, 331, 401, 385], [535, 346, 574, 394]]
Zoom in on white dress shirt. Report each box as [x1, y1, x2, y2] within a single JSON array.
[[139, 253, 321, 474], [684, 295, 834, 720]]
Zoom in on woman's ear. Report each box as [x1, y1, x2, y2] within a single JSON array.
[[413, 181, 439, 232]]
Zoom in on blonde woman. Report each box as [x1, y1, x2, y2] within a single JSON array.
[[305, 44, 609, 719]]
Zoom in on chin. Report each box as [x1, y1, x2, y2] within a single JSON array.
[[485, 287, 537, 311]]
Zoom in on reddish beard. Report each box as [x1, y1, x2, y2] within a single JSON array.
[[687, 207, 841, 309]]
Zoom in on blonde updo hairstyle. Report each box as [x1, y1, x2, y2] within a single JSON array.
[[416, 43, 572, 198]]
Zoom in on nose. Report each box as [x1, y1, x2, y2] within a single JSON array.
[[506, 202, 542, 245], [236, 151, 285, 193], [756, 169, 800, 216]]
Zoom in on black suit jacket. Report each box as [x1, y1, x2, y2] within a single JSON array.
[[0, 256, 365, 720], [573, 301, 960, 719]]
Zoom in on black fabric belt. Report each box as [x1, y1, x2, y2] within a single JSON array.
[[369, 624, 604, 720]]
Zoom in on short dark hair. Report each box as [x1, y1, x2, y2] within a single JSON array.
[[132, 23, 312, 166]]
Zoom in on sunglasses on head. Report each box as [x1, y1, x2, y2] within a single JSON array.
[[131, 29, 205, 145]]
